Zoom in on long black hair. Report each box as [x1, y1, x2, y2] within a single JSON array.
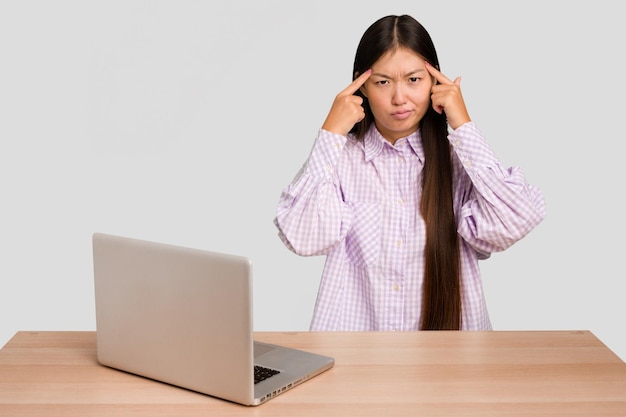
[[351, 15, 461, 330]]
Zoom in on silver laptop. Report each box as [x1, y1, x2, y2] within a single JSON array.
[[92, 232, 334, 406]]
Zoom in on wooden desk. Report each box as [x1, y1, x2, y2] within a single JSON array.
[[1, 331, 625, 416]]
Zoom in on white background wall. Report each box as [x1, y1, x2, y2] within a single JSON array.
[[1, 1, 624, 360]]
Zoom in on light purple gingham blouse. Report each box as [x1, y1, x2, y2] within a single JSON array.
[[274, 122, 545, 331]]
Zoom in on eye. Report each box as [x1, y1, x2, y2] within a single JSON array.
[[375, 80, 390, 86], [408, 77, 420, 83]]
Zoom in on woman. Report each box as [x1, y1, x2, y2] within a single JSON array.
[[274, 15, 545, 331]]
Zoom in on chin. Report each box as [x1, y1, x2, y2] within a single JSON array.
[[391, 122, 419, 136]]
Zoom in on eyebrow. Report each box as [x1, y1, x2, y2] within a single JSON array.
[[371, 69, 426, 79]]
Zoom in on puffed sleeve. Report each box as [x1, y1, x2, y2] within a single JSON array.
[[273, 129, 355, 256], [450, 122, 546, 257]]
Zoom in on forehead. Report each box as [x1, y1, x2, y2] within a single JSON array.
[[372, 47, 425, 73]]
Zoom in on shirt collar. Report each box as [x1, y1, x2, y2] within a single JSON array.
[[362, 124, 424, 163]]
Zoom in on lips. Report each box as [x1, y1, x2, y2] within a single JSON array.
[[391, 109, 413, 120]]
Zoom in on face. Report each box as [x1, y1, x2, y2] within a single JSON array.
[[361, 47, 434, 144]]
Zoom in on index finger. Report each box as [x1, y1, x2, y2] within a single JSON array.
[[340, 69, 372, 96], [425, 62, 453, 85]]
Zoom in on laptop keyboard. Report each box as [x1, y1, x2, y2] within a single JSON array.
[[254, 365, 280, 384]]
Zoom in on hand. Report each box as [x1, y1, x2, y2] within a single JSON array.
[[322, 70, 372, 136], [425, 62, 471, 130]]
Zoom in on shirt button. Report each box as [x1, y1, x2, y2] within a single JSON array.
[[392, 284, 400, 292], [397, 198, 404, 205], [395, 240, 402, 247]]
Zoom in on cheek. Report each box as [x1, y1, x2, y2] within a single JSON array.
[[411, 88, 431, 107], [413, 85, 433, 102], [366, 95, 386, 115]]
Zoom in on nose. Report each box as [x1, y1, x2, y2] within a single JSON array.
[[391, 84, 407, 106]]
